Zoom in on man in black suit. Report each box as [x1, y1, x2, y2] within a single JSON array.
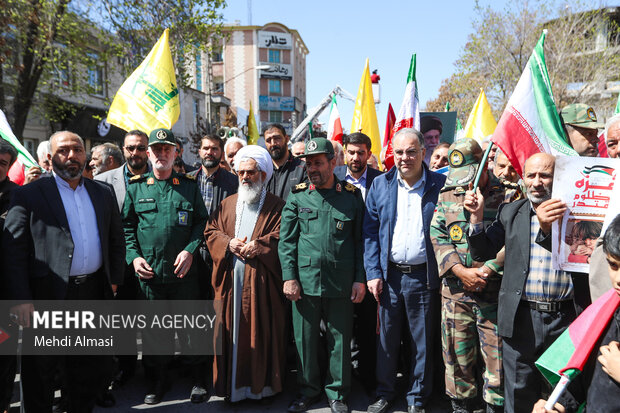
[[464, 153, 577, 413], [3, 131, 125, 412], [334, 132, 383, 394]]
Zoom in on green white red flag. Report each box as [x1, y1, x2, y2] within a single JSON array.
[[535, 288, 620, 407], [327, 95, 343, 144], [385, 55, 419, 168], [1, 109, 37, 185], [491, 31, 577, 177]]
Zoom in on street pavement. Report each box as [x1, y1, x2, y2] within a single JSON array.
[[9, 361, 454, 412]]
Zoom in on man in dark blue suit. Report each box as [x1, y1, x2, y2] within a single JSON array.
[[334, 132, 383, 394], [364, 128, 445, 413]]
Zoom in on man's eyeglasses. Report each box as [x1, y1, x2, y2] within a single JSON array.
[[124, 145, 147, 152]]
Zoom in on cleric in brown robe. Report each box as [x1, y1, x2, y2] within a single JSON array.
[[205, 145, 286, 402]]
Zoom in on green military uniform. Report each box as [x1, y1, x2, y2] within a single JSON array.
[[122, 128, 208, 379], [278, 138, 365, 403], [430, 139, 518, 411]]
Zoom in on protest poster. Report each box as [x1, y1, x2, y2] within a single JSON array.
[[552, 156, 620, 272]]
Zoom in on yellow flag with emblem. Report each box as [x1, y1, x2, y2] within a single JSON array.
[[107, 29, 180, 132], [247, 101, 260, 145], [350, 58, 381, 159], [463, 89, 497, 142]]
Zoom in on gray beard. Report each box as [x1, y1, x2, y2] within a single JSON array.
[[527, 187, 552, 204], [52, 160, 85, 180], [201, 158, 219, 169], [238, 178, 264, 204]]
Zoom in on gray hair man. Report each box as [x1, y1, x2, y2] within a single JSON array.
[[90, 142, 123, 176], [605, 114, 620, 159]]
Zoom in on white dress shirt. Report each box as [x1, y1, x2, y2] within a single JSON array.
[[344, 168, 368, 200], [390, 169, 427, 265], [54, 174, 103, 275]]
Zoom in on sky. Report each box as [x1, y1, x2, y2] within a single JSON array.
[[221, 0, 507, 132]]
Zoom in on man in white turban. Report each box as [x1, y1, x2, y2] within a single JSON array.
[[204, 145, 287, 402]]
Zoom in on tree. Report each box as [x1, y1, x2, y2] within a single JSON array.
[[426, 0, 620, 122], [0, 0, 226, 138]]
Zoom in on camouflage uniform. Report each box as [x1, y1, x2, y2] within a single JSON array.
[[430, 140, 517, 410]]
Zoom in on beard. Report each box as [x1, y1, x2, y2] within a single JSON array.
[[527, 184, 552, 204], [269, 145, 286, 161], [53, 158, 85, 180], [127, 155, 147, 171], [238, 176, 264, 204], [201, 157, 219, 169]]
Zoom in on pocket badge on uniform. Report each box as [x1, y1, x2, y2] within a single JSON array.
[[178, 211, 189, 226], [449, 224, 463, 242], [336, 221, 344, 231]]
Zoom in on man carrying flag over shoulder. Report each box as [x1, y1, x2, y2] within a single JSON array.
[[532, 214, 620, 413]]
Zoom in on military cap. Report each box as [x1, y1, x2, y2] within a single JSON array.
[[148, 128, 176, 146], [298, 137, 335, 158], [445, 139, 483, 187], [420, 115, 443, 134], [561, 104, 604, 129]]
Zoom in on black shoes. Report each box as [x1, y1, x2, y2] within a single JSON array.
[[95, 390, 116, 408], [190, 384, 209, 403], [287, 394, 321, 412], [367, 397, 390, 413], [144, 379, 167, 405], [329, 399, 349, 413]]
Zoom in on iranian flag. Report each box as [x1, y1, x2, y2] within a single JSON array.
[[327, 95, 343, 144], [385, 54, 419, 168], [492, 30, 577, 177], [1, 109, 37, 185], [535, 289, 620, 408]]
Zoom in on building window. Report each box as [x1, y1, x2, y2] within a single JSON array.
[[212, 48, 223, 62], [269, 111, 282, 123], [269, 79, 281, 94], [213, 82, 224, 94], [193, 98, 200, 126], [87, 52, 104, 96], [195, 53, 203, 91], [268, 49, 280, 63]]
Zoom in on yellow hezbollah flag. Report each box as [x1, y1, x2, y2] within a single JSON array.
[[247, 101, 260, 145], [351, 59, 381, 158], [107, 29, 180, 132], [463, 89, 497, 142]]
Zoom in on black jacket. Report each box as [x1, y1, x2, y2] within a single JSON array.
[[188, 167, 239, 216], [266, 153, 306, 201], [2, 176, 125, 300]]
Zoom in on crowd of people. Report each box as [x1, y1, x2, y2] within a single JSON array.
[[0, 102, 619, 413]]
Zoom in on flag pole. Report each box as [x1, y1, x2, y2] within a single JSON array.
[[544, 374, 570, 410], [472, 142, 494, 191]]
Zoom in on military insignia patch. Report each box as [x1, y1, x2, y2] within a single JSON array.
[[147, 177, 155, 185], [293, 183, 307, 193], [309, 184, 316, 190], [345, 183, 356, 192], [178, 211, 188, 226], [454, 186, 466, 195], [336, 183, 342, 192], [172, 178, 180, 185], [156, 130, 167, 140], [336, 221, 344, 231], [307, 140, 318, 151], [450, 150, 464, 167], [587, 107, 596, 121], [129, 174, 142, 181], [449, 224, 464, 242]]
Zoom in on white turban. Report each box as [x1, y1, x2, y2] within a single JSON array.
[[234, 145, 274, 182]]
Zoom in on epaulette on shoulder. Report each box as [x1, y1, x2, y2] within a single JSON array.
[[344, 182, 357, 193], [183, 173, 196, 181], [129, 174, 146, 183], [501, 180, 519, 189], [292, 183, 307, 193], [441, 185, 465, 194]]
